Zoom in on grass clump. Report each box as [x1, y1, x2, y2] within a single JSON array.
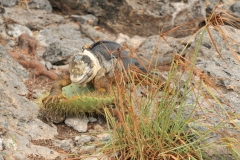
[[103, 5, 240, 160], [103, 59, 204, 160]]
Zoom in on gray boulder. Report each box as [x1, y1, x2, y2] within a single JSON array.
[[0, 44, 60, 159], [0, 0, 17, 7], [80, 24, 116, 42], [3, 7, 64, 30], [48, 0, 207, 37], [138, 35, 184, 66], [6, 23, 33, 38], [182, 25, 240, 159], [26, 0, 52, 13], [71, 14, 98, 26], [230, 1, 240, 13], [38, 23, 93, 64], [36, 23, 92, 49], [42, 41, 79, 65]]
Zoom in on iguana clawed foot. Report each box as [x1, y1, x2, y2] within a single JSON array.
[[42, 93, 66, 104]]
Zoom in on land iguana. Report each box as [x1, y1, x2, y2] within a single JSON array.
[[42, 40, 147, 104]]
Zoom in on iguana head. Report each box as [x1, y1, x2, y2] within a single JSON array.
[[69, 49, 101, 85]]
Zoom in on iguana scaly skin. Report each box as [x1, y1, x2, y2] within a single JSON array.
[[43, 41, 146, 104], [42, 41, 146, 123]]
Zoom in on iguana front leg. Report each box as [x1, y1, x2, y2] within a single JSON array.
[[93, 68, 110, 93], [42, 71, 71, 104]]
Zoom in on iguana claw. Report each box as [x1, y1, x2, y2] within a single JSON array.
[[42, 94, 66, 104]]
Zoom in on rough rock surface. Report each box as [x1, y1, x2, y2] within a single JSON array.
[[80, 24, 116, 42], [1, 0, 17, 7], [48, 0, 207, 37], [42, 41, 79, 65], [71, 14, 98, 26], [181, 25, 240, 158], [0, 44, 60, 159], [3, 7, 64, 30], [6, 23, 33, 38], [138, 35, 187, 66], [38, 23, 93, 64], [26, 0, 53, 13]]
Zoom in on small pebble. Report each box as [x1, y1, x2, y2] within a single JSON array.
[[80, 145, 96, 153], [96, 133, 111, 141], [0, 138, 3, 151], [75, 135, 93, 145], [65, 117, 89, 133], [88, 117, 97, 123], [45, 61, 53, 70], [93, 124, 105, 132], [53, 139, 74, 151]]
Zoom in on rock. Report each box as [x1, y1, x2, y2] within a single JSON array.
[[186, 25, 240, 94], [139, 35, 178, 56], [37, 23, 81, 46], [0, 6, 4, 15], [1, 0, 17, 7], [48, 0, 205, 37], [71, 14, 98, 26], [27, 0, 53, 13], [181, 24, 240, 158], [88, 117, 97, 123], [4, 138, 17, 150], [115, 33, 130, 45], [42, 41, 79, 65], [80, 24, 116, 42], [12, 153, 26, 160], [36, 23, 92, 50], [229, 1, 240, 13], [127, 35, 146, 49], [6, 23, 33, 38], [53, 139, 74, 151], [44, 111, 66, 124], [93, 124, 104, 132], [75, 135, 93, 145], [80, 145, 96, 153], [0, 46, 28, 96], [96, 133, 111, 142], [0, 124, 8, 136], [0, 138, 3, 151], [29, 145, 60, 160], [45, 61, 53, 70], [26, 120, 58, 140], [138, 35, 182, 66], [65, 117, 89, 133], [0, 44, 59, 159], [229, 1, 240, 19], [3, 7, 64, 30]]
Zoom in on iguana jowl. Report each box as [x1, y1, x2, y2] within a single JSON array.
[[43, 41, 146, 103]]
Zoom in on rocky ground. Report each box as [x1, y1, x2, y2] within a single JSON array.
[[0, 0, 240, 160]]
